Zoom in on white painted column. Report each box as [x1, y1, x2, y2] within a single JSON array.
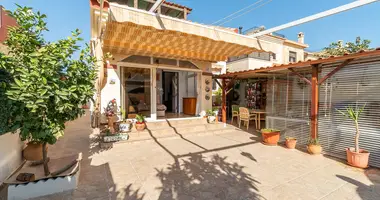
[[151, 67, 157, 121], [196, 72, 202, 116]]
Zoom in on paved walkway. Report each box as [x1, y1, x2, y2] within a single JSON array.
[[35, 113, 380, 200]]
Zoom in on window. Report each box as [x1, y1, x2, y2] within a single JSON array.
[[271, 53, 276, 60], [289, 51, 297, 63]]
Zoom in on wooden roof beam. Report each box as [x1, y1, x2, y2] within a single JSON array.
[[288, 68, 311, 85], [318, 59, 353, 85]]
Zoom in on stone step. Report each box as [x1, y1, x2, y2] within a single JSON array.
[[145, 121, 171, 130], [166, 118, 208, 127], [145, 118, 208, 130], [104, 121, 241, 146]]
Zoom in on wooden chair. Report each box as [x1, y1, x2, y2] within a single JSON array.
[[239, 107, 257, 130], [231, 105, 239, 124]]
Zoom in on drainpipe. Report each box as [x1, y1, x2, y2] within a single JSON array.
[[98, 0, 104, 38]]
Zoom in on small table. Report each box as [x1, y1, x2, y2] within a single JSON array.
[[250, 109, 267, 130]]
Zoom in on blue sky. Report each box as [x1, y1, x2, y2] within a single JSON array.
[[2, 0, 380, 52]]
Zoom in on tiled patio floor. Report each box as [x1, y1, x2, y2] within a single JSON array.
[[35, 113, 380, 200]]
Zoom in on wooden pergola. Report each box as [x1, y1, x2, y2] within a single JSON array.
[[214, 48, 380, 139]]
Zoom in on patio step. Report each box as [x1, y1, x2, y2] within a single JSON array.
[[109, 122, 239, 145]]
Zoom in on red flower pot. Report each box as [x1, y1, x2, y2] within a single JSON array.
[[285, 138, 297, 149], [346, 148, 370, 168], [135, 122, 146, 131], [261, 131, 280, 145]]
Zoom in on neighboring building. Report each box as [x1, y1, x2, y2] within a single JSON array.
[[227, 29, 309, 72], [0, 5, 24, 186], [0, 6, 17, 53], [89, 0, 274, 122], [0, 6, 17, 43], [304, 51, 321, 61]]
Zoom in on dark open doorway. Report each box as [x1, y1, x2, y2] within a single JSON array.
[[162, 71, 179, 113]]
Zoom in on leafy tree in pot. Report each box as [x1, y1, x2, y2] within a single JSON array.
[[0, 5, 97, 176]]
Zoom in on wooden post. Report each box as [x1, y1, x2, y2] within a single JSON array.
[[222, 79, 227, 123], [310, 65, 319, 139]]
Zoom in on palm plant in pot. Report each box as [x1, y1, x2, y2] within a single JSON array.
[[135, 114, 146, 131], [261, 129, 280, 145], [336, 104, 369, 168]]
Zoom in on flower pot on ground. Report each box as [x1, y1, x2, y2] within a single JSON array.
[[207, 109, 217, 123], [261, 129, 280, 145], [23, 142, 48, 161], [337, 104, 369, 168], [346, 148, 370, 168], [119, 121, 131, 133], [285, 137, 297, 149], [135, 114, 146, 131], [307, 138, 322, 155]]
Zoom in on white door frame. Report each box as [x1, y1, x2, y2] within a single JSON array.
[[118, 61, 202, 121]]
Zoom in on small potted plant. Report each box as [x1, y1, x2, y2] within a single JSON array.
[[261, 129, 280, 145], [285, 137, 297, 149], [105, 98, 117, 134], [206, 109, 217, 123], [119, 109, 131, 133], [135, 114, 146, 131], [337, 104, 369, 168], [307, 138, 322, 155]]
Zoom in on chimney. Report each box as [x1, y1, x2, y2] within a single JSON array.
[[239, 27, 243, 34], [298, 32, 304, 44]]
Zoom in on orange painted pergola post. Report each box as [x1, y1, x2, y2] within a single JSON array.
[[310, 64, 319, 139], [222, 79, 227, 123]]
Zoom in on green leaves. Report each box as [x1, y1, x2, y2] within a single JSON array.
[[336, 104, 366, 123], [318, 37, 373, 57], [0, 6, 96, 144]]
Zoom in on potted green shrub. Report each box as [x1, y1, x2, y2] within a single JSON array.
[[261, 129, 280, 145], [285, 137, 297, 149], [206, 109, 217, 123], [307, 138, 322, 155], [337, 104, 369, 168], [135, 114, 146, 131], [0, 6, 96, 175], [119, 109, 131, 133]]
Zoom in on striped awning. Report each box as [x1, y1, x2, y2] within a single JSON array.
[[103, 4, 270, 62]]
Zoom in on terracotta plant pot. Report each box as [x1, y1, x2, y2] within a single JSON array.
[[346, 148, 370, 168], [135, 122, 146, 131], [285, 138, 297, 149], [307, 144, 322, 155], [261, 130, 280, 145], [23, 142, 48, 161]]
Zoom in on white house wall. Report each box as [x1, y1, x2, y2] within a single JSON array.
[[201, 75, 213, 113], [0, 132, 24, 183], [100, 66, 121, 123]]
